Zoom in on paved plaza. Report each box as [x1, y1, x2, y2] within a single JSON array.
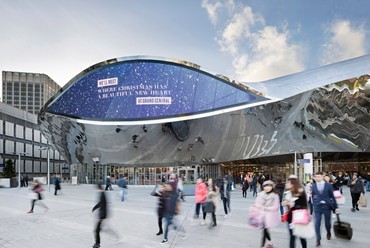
[[0, 184, 369, 248]]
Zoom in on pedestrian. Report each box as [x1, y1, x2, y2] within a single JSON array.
[[347, 172, 365, 212], [282, 176, 308, 248], [311, 172, 339, 247], [178, 175, 185, 202], [152, 184, 164, 236], [105, 176, 113, 191], [220, 177, 231, 218], [252, 176, 258, 197], [160, 182, 186, 244], [24, 174, 28, 187], [203, 178, 219, 228], [92, 183, 108, 248], [53, 175, 61, 195], [194, 177, 207, 219], [335, 171, 345, 194], [275, 178, 285, 215], [305, 179, 314, 215], [27, 180, 48, 213], [366, 173, 370, 192], [227, 171, 233, 190], [117, 176, 128, 201], [242, 177, 250, 198], [255, 180, 280, 248]]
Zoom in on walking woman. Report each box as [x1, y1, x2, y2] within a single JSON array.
[[194, 177, 207, 219], [255, 180, 280, 248], [348, 173, 365, 212], [203, 178, 219, 228], [27, 180, 48, 213], [153, 184, 164, 236], [283, 177, 308, 248]]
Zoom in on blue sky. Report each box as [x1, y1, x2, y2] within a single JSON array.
[[0, 0, 369, 86]]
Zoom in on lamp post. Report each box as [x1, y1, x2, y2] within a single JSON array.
[[14, 152, 27, 188], [40, 147, 51, 192]]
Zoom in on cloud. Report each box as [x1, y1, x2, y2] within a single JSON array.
[[233, 26, 305, 82], [204, 3, 304, 82], [201, 0, 222, 25], [320, 20, 366, 65]]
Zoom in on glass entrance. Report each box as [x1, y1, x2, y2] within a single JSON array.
[[178, 167, 197, 183]]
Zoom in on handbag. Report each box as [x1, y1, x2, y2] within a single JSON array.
[[336, 196, 346, 205], [281, 212, 289, 222], [28, 192, 38, 200], [293, 221, 315, 239], [292, 209, 310, 225], [358, 193, 367, 207], [204, 201, 215, 213]]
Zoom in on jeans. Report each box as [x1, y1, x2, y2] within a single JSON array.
[[195, 203, 204, 218], [366, 181, 370, 191], [121, 188, 127, 201]]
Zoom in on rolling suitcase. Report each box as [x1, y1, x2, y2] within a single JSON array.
[[333, 214, 353, 240]]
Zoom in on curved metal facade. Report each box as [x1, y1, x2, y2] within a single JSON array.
[[38, 56, 370, 165]]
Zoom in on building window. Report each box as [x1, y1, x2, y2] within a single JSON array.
[[5, 122, 14, 137]]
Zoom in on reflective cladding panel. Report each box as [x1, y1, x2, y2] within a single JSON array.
[[46, 59, 265, 121], [305, 75, 370, 151]]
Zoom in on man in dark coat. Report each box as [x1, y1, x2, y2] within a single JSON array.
[[92, 183, 108, 248]]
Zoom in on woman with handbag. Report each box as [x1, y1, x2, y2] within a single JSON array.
[[203, 178, 219, 228], [282, 176, 308, 248], [27, 180, 48, 213], [255, 180, 280, 248]]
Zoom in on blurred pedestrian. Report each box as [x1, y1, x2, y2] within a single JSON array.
[[255, 180, 280, 248], [242, 177, 250, 198], [220, 177, 231, 218], [27, 180, 48, 214], [92, 183, 108, 248], [275, 178, 285, 215], [24, 174, 28, 187], [203, 178, 219, 228], [194, 177, 207, 219], [311, 172, 339, 247], [161, 182, 186, 244], [105, 176, 113, 191], [117, 176, 127, 201], [347, 172, 365, 212], [53, 175, 61, 195], [152, 184, 164, 236], [283, 177, 308, 248]]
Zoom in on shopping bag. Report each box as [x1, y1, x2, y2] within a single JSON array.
[[336, 195, 346, 205], [281, 212, 289, 222], [293, 222, 315, 239], [358, 193, 367, 207], [333, 190, 342, 198], [292, 209, 310, 225], [204, 201, 215, 213], [28, 192, 38, 200], [248, 204, 263, 229]]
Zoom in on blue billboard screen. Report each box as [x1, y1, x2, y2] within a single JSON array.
[[48, 60, 264, 120]]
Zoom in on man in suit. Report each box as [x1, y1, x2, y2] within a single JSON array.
[[312, 172, 340, 247]]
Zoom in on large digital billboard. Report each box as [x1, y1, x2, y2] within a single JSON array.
[[47, 59, 266, 121]]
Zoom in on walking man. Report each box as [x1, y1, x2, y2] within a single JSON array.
[[92, 183, 108, 248], [312, 172, 339, 247], [220, 177, 231, 218]]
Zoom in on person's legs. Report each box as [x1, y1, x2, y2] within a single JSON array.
[[202, 204, 207, 220], [261, 228, 271, 247], [157, 214, 163, 234], [354, 193, 361, 210], [367, 181, 370, 191], [314, 210, 322, 241], [195, 203, 200, 218], [350, 193, 356, 209], [222, 198, 228, 215], [300, 237, 307, 248], [288, 227, 296, 248], [227, 197, 230, 212], [30, 200, 36, 211], [323, 209, 332, 236], [212, 212, 217, 226], [163, 213, 173, 240], [94, 219, 103, 246]]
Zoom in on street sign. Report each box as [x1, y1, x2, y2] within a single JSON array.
[[0, 163, 4, 168], [297, 159, 310, 164]]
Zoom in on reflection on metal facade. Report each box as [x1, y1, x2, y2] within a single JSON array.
[[38, 56, 370, 166]]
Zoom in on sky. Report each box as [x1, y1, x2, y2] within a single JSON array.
[[0, 0, 369, 87]]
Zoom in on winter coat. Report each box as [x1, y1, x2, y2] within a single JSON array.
[[255, 191, 280, 229], [195, 182, 207, 204], [207, 185, 220, 212], [348, 178, 365, 194]]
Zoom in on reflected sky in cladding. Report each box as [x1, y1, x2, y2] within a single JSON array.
[[47, 61, 262, 120]]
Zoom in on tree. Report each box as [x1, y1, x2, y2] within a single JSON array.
[[3, 159, 16, 178]]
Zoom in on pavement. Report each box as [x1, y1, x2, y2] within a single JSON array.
[[0, 184, 369, 248]]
